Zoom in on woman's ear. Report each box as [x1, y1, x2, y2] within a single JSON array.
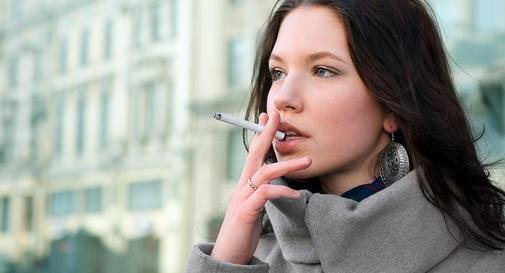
[[383, 112, 399, 133]]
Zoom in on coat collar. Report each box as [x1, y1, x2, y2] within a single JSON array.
[[265, 170, 463, 272]]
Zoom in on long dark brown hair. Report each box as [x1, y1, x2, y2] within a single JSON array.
[[245, 0, 505, 250]]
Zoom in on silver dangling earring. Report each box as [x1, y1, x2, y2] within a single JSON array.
[[379, 132, 410, 187]]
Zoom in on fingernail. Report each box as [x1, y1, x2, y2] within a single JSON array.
[[297, 157, 310, 163]]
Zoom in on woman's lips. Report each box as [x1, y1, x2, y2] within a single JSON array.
[[278, 122, 307, 138], [275, 121, 308, 153], [274, 136, 307, 153]]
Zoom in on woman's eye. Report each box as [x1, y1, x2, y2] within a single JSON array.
[[315, 67, 335, 78], [270, 69, 286, 81]]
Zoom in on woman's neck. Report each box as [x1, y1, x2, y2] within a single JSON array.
[[319, 143, 386, 195], [319, 131, 391, 195], [319, 168, 377, 195]]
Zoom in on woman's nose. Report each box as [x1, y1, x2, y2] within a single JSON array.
[[273, 75, 304, 113]]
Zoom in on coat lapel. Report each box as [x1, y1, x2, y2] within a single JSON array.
[[266, 171, 462, 272]]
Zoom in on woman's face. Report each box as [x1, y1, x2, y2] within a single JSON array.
[[267, 6, 392, 183]]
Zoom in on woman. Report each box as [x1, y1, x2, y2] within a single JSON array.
[[186, 0, 505, 272]]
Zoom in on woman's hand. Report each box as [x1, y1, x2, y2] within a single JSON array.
[[210, 111, 312, 264]]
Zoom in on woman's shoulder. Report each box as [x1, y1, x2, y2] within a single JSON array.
[[429, 245, 505, 272]]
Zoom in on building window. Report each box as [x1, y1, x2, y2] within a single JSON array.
[[133, 10, 142, 47], [165, 83, 174, 135], [227, 36, 246, 87], [133, 89, 146, 141], [33, 49, 42, 83], [85, 187, 102, 213], [1, 100, 17, 161], [133, 83, 159, 142], [24, 196, 33, 231], [128, 180, 162, 210], [76, 93, 86, 156], [50, 191, 75, 216], [1, 197, 9, 232], [147, 83, 156, 137], [10, 0, 20, 19], [31, 95, 45, 161], [150, 2, 160, 41], [229, 0, 244, 5], [55, 100, 64, 158], [31, 120, 40, 161], [170, 0, 177, 38], [81, 28, 89, 66], [480, 81, 505, 134], [474, 0, 503, 31], [226, 130, 246, 180], [431, 1, 459, 27], [59, 38, 67, 74], [104, 19, 113, 59], [99, 92, 109, 150], [8, 55, 17, 88]]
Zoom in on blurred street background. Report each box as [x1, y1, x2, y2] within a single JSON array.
[[0, 0, 504, 272]]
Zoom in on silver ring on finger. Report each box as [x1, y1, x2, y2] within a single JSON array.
[[247, 178, 257, 190]]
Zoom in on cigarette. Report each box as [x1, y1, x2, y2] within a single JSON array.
[[213, 112, 286, 140]]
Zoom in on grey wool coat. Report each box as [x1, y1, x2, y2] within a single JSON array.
[[186, 171, 505, 273]]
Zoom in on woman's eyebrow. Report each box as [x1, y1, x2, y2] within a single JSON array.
[[269, 54, 283, 63], [269, 52, 348, 64], [307, 51, 348, 64]]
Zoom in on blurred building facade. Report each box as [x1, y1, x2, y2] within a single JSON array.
[[430, 0, 505, 182], [0, 0, 274, 272], [0, 0, 192, 272], [0, 0, 503, 273]]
